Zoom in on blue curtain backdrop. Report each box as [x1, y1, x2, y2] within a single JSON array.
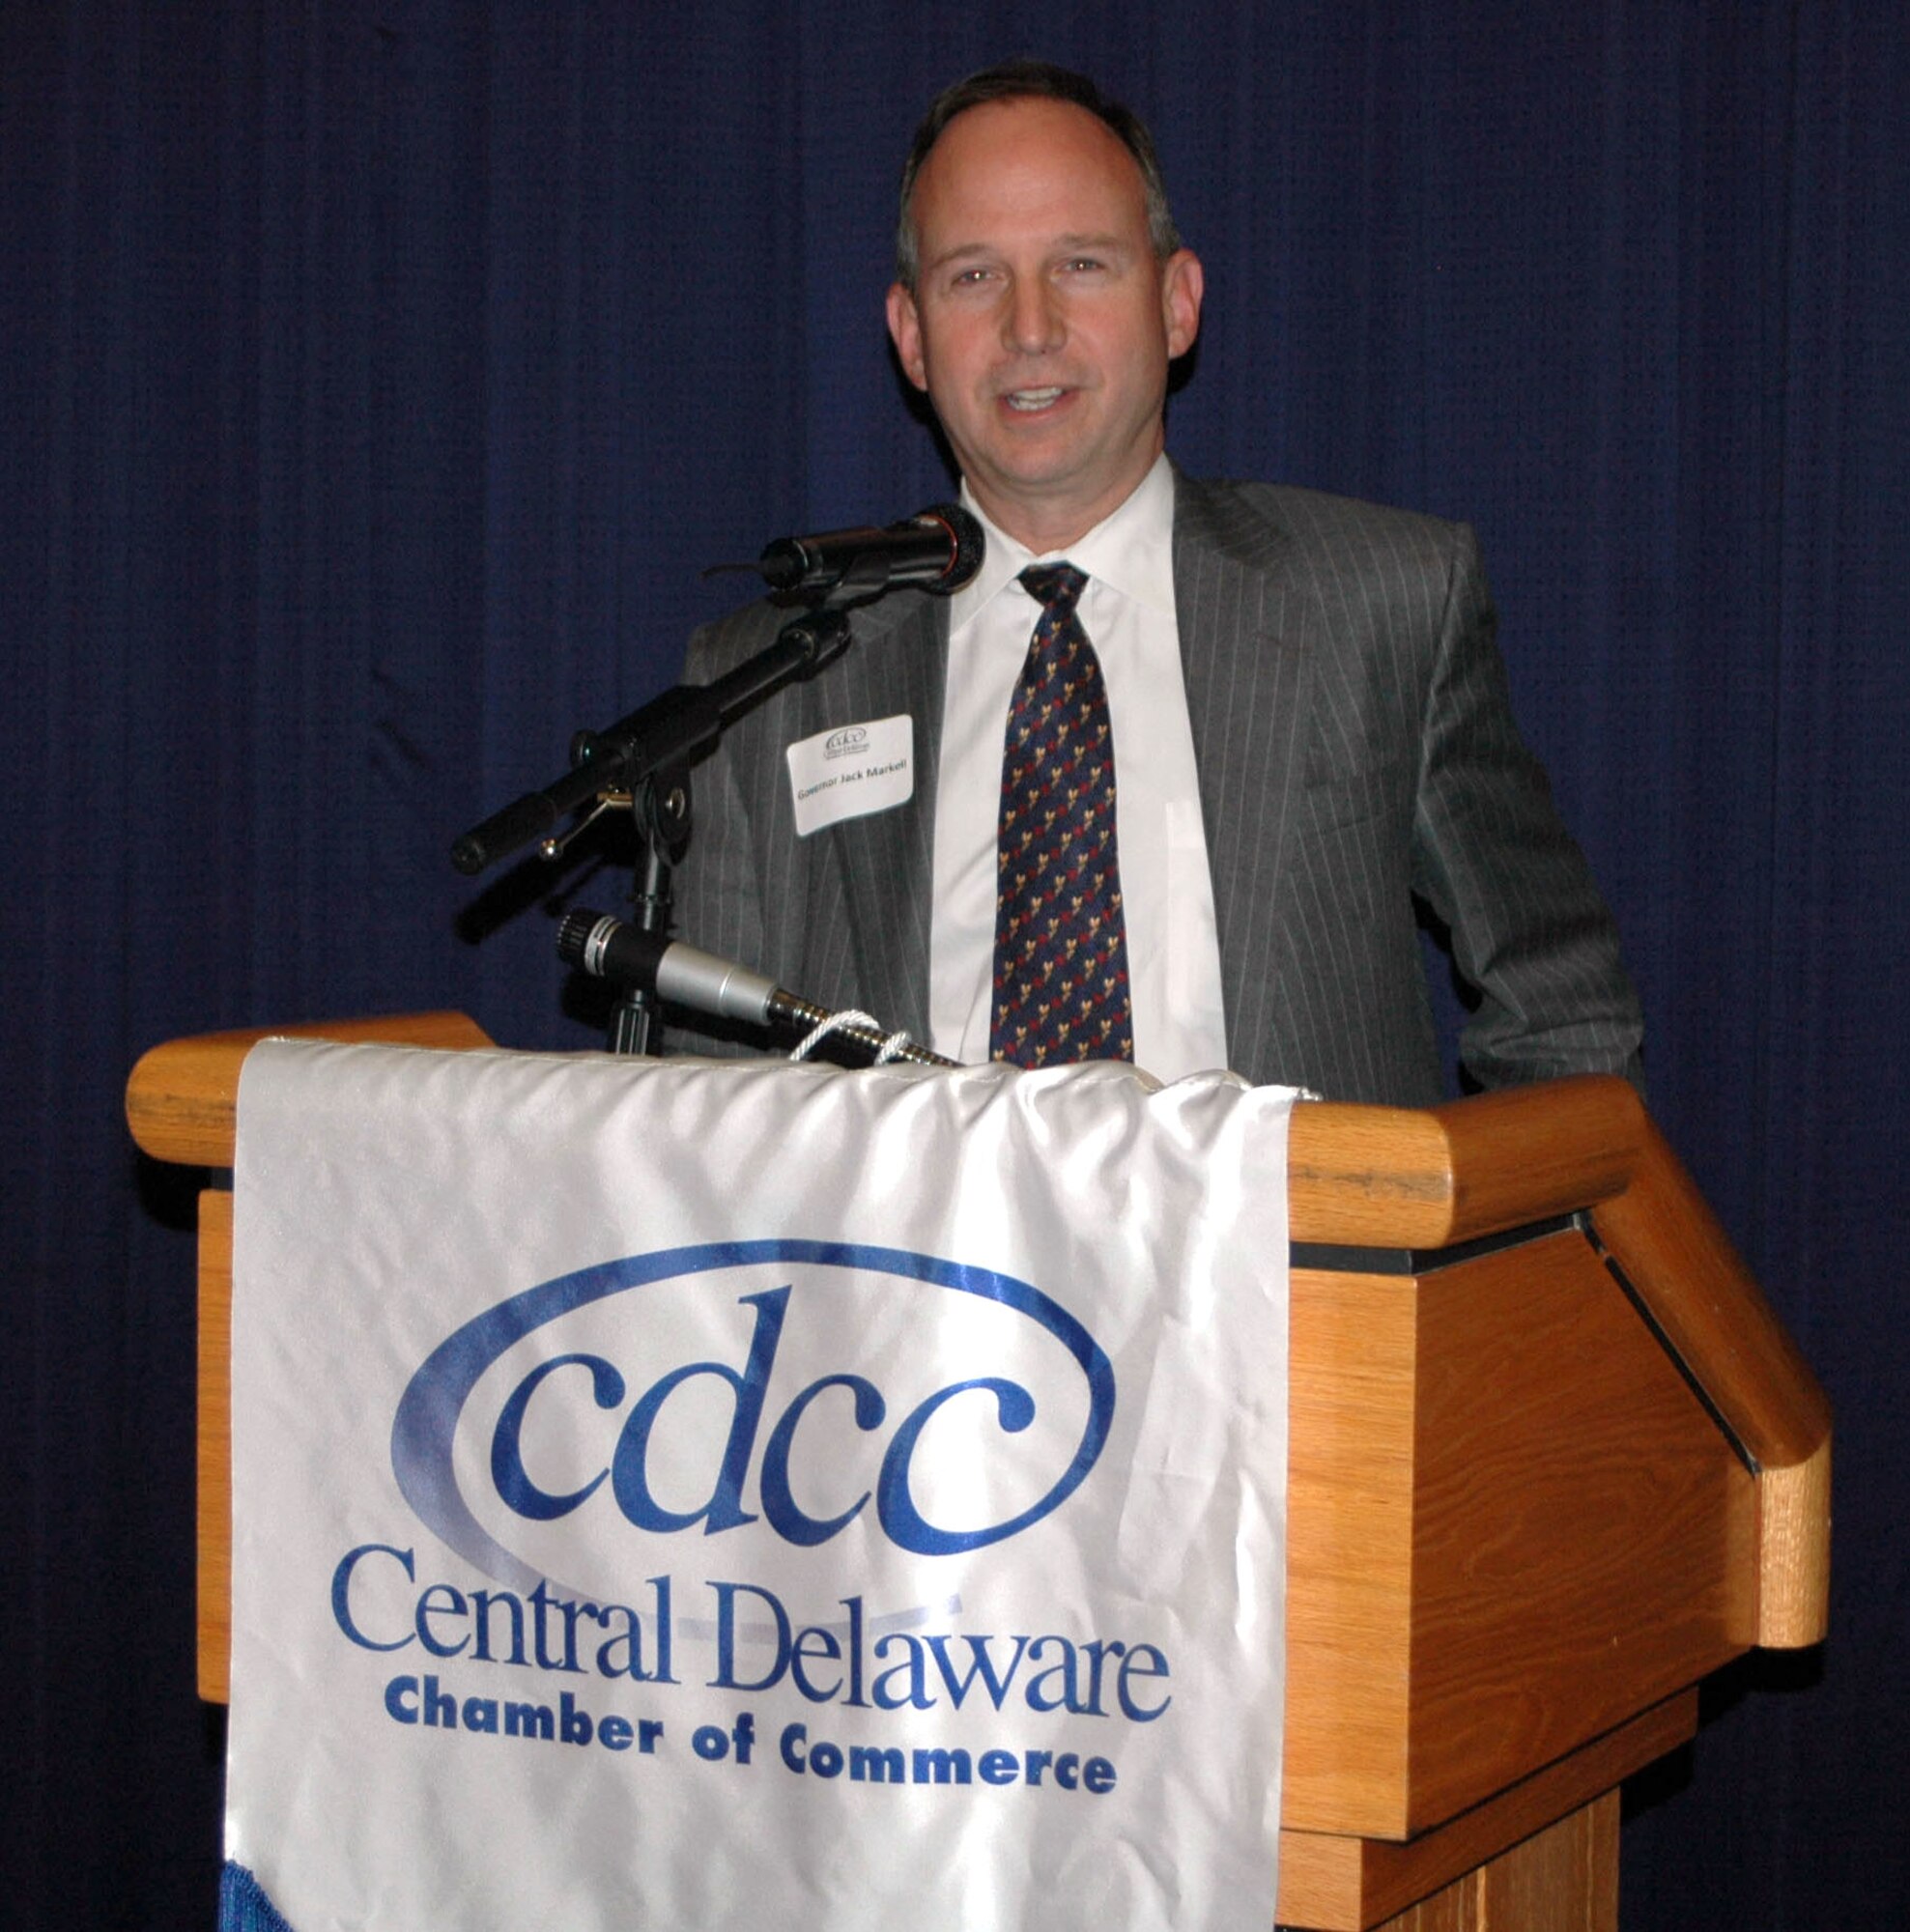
[[4, 3, 1905, 1925]]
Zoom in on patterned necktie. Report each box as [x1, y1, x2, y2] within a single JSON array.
[[989, 563, 1135, 1066]]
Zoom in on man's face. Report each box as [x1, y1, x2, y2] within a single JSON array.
[[886, 97, 1203, 554]]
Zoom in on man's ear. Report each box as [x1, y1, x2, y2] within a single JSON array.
[[886, 282, 929, 391], [1161, 248, 1204, 360]]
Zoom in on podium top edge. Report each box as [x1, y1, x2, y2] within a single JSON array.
[[127, 1019, 1644, 1249]]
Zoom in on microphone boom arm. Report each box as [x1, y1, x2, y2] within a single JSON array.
[[449, 605, 851, 878], [451, 498, 982, 1055]]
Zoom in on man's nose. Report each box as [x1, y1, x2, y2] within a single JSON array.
[[1003, 276, 1064, 355]]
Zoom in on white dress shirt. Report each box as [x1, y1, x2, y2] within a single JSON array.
[[928, 456, 1230, 1080]]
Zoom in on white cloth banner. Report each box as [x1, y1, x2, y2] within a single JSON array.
[[227, 1040, 1293, 1932]]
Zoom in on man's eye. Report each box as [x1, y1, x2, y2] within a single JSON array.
[[1060, 257, 1105, 274]]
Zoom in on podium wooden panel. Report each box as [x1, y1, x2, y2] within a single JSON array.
[[127, 1019, 1830, 1930]]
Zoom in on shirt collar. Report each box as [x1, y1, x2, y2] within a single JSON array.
[[950, 453, 1178, 629]]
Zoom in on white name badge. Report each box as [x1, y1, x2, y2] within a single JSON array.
[[785, 714, 914, 836]]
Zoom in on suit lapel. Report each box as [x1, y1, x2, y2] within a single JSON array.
[[1173, 474, 1315, 1083], [808, 591, 948, 1042]]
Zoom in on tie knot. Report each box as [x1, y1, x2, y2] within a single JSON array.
[[1018, 562, 1087, 619]]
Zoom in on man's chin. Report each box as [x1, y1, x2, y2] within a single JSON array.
[[965, 430, 1099, 497]]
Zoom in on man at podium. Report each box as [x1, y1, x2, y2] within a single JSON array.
[[673, 61, 1643, 1106]]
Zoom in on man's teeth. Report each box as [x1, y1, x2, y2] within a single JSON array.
[[1006, 387, 1064, 411]]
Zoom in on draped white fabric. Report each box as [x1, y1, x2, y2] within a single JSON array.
[[227, 1039, 1294, 1931]]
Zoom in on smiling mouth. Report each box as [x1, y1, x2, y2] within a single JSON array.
[[1004, 386, 1067, 412]]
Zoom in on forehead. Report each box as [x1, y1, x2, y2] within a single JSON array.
[[910, 97, 1152, 254]]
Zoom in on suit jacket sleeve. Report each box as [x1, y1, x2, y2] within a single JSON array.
[[1409, 525, 1645, 1091]]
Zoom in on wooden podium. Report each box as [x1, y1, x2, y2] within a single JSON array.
[[127, 1018, 1830, 1931]]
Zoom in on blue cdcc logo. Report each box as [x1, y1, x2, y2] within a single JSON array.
[[391, 1241, 1116, 1587]]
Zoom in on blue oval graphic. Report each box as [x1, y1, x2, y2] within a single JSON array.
[[391, 1240, 1116, 1587]]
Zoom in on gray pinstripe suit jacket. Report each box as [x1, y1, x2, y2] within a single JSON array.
[[672, 472, 1643, 1106]]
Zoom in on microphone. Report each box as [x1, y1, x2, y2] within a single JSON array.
[[754, 502, 984, 597], [559, 910, 779, 1028], [557, 908, 956, 1066]]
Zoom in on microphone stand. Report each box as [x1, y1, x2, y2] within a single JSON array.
[[449, 604, 855, 1055], [452, 506, 982, 1055]]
